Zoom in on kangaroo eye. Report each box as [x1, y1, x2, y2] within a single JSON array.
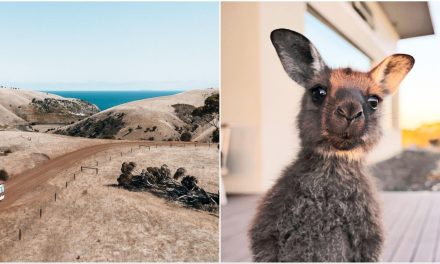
[[310, 86, 327, 103], [367, 96, 379, 110]]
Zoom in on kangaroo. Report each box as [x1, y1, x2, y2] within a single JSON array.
[[249, 29, 414, 262]]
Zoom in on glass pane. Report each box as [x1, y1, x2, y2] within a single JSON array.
[[305, 11, 371, 71]]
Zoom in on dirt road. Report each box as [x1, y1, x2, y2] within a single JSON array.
[[0, 141, 209, 210]]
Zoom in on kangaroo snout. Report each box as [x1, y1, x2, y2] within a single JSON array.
[[335, 102, 364, 124], [326, 97, 366, 147]]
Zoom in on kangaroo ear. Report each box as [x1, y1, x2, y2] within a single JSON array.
[[271, 29, 328, 87], [369, 54, 415, 94]]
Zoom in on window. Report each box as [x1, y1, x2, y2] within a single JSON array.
[[305, 10, 371, 71]]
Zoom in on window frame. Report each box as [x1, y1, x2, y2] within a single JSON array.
[[306, 5, 373, 67]]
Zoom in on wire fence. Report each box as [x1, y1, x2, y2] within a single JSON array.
[[0, 142, 218, 255]]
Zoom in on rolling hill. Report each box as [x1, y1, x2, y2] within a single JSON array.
[[53, 89, 219, 143], [0, 87, 99, 129]]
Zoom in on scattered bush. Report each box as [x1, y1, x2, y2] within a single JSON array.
[[430, 139, 439, 147], [180, 132, 192, 142], [0, 169, 9, 181], [148, 137, 154, 141], [173, 167, 187, 180], [181, 175, 198, 190], [117, 162, 137, 186], [136, 125, 142, 130], [117, 163, 219, 212], [144, 126, 158, 133], [192, 93, 219, 117], [212, 128, 219, 143]]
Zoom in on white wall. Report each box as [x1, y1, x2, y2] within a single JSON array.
[[258, 2, 307, 190], [221, 2, 264, 193]]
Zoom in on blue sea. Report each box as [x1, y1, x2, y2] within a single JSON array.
[[44, 90, 182, 110]]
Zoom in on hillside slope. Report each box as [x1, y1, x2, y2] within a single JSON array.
[[54, 89, 219, 143], [0, 87, 99, 129], [0, 140, 218, 261]]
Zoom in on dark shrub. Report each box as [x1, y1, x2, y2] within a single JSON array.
[[181, 176, 198, 190], [212, 128, 219, 143], [180, 132, 192, 142], [204, 93, 219, 113], [160, 164, 171, 179], [192, 93, 219, 117], [174, 167, 187, 180], [4, 149, 12, 155], [0, 169, 9, 181], [430, 139, 439, 147], [148, 137, 154, 141]]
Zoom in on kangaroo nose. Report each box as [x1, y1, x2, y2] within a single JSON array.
[[336, 104, 363, 123]]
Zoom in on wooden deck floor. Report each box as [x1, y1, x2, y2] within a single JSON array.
[[221, 192, 440, 262]]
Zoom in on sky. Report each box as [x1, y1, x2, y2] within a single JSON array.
[[0, 2, 219, 91], [398, 1, 440, 130]]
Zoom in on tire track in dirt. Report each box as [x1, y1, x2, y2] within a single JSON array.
[[0, 141, 204, 210]]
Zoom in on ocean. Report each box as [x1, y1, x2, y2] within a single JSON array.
[[44, 90, 182, 110]]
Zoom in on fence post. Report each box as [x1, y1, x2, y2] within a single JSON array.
[[18, 228, 21, 241], [109, 156, 111, 161], [120, 152, 122, 157], [55, 192, 57, 201], [74, 173, 76, 181], [66, 181, 68, 188], [40, 208, 42, 218]]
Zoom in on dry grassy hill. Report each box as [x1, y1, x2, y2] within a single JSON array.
[[54, 89, 219, 143], [0, 132, 218, 261], [0, 87, 99, 129], [402, 122, 440, 148]]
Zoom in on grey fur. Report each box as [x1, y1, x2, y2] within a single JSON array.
[[249, 151, 383, 262], [249, 29, 414, 262], [270, 28, 329, 87]]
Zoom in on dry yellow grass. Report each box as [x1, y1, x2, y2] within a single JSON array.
[[0, 144, 218, 262], [402, 122, 440, 148]]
